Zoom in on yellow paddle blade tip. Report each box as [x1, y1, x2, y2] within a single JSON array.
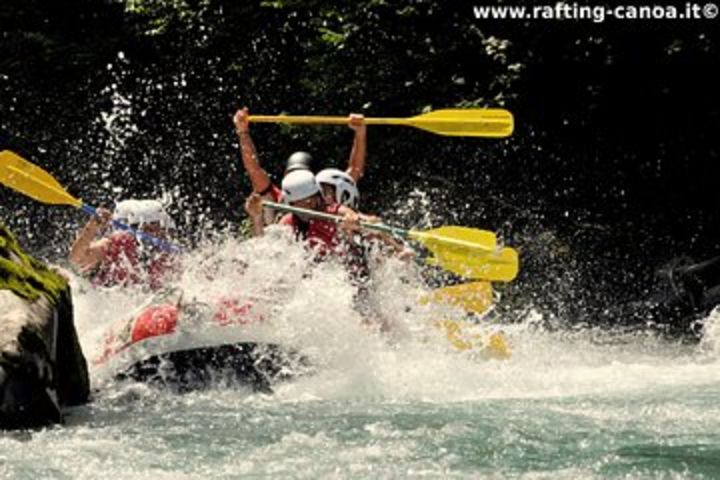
[[435, 319, 512, 359], [0, 150, 82, 207], [420, 282, 493, 315], [426, 247, 520, 282], [482, 332, 512, 360], [410, 108, 514, 138]]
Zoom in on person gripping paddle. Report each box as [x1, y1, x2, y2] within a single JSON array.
[[233, 106, 367, 224], [69, 199, 180, 291]]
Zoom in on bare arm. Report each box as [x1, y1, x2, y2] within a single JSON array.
[[69, 209, 112, 271], [346, 113, 366, 183], [244, 193, 265, 237], [233, 107, 273, 194], [338, 205, 414, 260]]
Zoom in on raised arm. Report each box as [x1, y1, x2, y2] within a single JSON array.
[[233, 107, 273, 194], [346, 113, 367, 183]]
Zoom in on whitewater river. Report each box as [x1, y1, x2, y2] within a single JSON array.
[[2, 234, 720, 479]]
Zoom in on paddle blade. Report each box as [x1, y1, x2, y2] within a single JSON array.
[[428, 247, 519, 282], [410, 226, 497, 258], [0, 151, 65, 191], [484, 331, 512, 359], [420, 282, 493, 315], [0, 150, 81, 207], [436, 319, 511, 358], [407, 109, 514, 138]]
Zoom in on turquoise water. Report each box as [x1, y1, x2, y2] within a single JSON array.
[[4, 351, 720, 479], [2, 237, 720, 479]]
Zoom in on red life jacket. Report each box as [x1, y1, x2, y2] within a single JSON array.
[[278, 204, 371, 282], [92, 231, 176, 290], [278, 203, 342, 255]]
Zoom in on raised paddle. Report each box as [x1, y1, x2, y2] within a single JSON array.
[[262, 201, 519, 282], [0, 150, 181, 252], [249, 108, 514, 138]]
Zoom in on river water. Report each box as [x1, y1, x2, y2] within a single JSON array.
[[2, 234, 720, 479]]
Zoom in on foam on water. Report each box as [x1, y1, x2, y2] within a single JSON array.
[[70, 230, 720, 404], [5, 234, 720, 479]]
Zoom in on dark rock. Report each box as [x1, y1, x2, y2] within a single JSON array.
[[0, 223, 89, 429]]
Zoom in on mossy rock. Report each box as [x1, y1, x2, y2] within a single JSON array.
[[0, 223, 68, 305], [1, 222, 89, 428]]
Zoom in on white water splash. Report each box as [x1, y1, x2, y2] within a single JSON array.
[[68, 231, 720, 406], [5, 234, 720, 480]]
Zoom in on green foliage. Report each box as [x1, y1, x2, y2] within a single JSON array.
[[237, 217, 253, 240], [1, 0, 717, 262], [124, 0, 212, 35]]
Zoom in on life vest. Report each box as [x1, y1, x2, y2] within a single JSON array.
[[278, 203, 342, 255], [92, 231, 176, 290], [278, 204, 372, 281]]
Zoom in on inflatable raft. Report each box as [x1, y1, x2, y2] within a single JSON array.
[[92, 281, 512, 393], [92, 288, 307, 392]]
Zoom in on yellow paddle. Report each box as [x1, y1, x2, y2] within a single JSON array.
[[0, 150, 182, 252], [263, 201, 518, 282], [419, 282, 510, 357], [437, 319, 511, 359], [0, 150, 78, 206], [249, 108, 514, 138], [420, 282, 494, 315], [263, 201, 517, 282], [427, 247, 519, 282]]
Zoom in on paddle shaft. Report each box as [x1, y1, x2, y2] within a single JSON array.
[[261, 201, 518, 281], [263, 201, 503, 253], [250, 115, 402, 125], [262, 201, 408, 238], [0, 151, 182, 253], [247, 109, 514, 138]]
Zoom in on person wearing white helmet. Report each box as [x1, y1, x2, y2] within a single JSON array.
[[233, 105, 367, 225], [111, 199, 176, 233], [315, 168, 415, 259], [69, 199, 178, 290], [244, 171, 405, 335], [315, 168, 360, 209], [244, 170, 361, 246]]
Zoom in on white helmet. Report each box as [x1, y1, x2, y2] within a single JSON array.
[[315, 168, 359, 208], [281, 170, 320, 203], [112, 199, 141, 225], [113, 199, 175, 229]]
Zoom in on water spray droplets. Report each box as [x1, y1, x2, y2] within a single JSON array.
[[98, 54, 140, 159]]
